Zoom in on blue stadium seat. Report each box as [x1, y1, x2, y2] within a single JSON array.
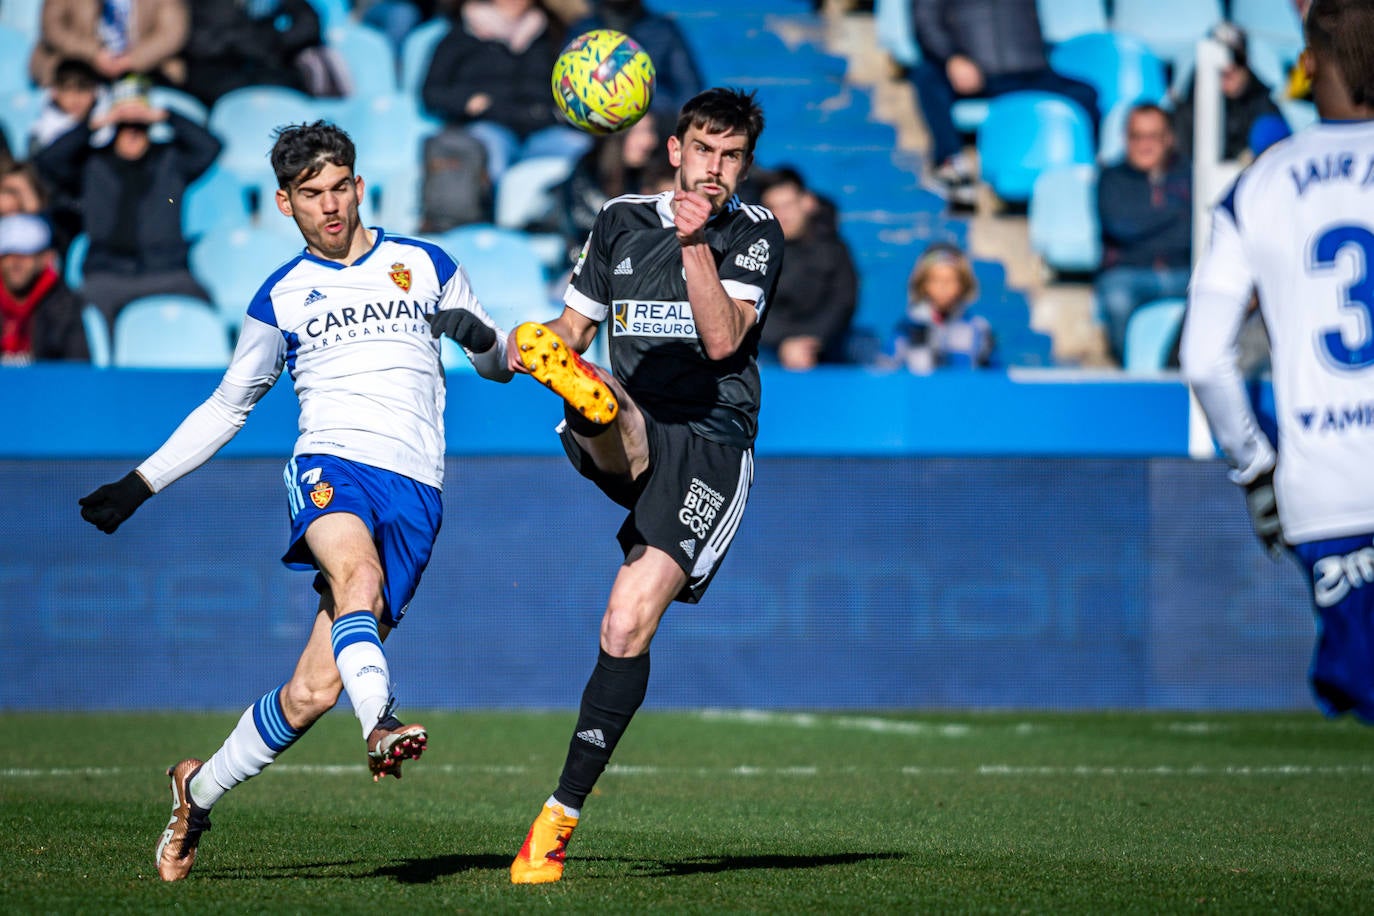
[[1028, 164, 1101, 274], [1231, 0, 1304, 62], [338, 92, 439, 234], [328, 21, 399, 98], [0, 25, 30, 93], [971, 259, 1007, 300], [0, 0, 42, 37], [112, 295, 232, 368], [82, 304, 111, 369], [182, 163, 254, 241], [433, 225, 556, 332], [400, 18, 450, 96], [1097, 99, 1133, 165], [976, 91, 1094, 203], [148, 86, 209, 124], [63, 232, 88, 290], [190, 225, 301, 328], [0, 86, 41, 155], [875, 0, 919, 67], [208, 87, 320, 185], [307, 0, 350, 31], [1036, 0, 1107, 45], [1049, 31, 1167, 115], [969, 289, 1033, 334], [496, 156, 575, 230], [1111, 0, 1222, 70], [1123, 297, 1186, 372], [996, 327, 1056, 368]]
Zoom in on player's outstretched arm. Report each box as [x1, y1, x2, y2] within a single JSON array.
[[79, 471, 153, 534]]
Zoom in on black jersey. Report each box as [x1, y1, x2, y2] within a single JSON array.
[[565, 191, 784, 447]]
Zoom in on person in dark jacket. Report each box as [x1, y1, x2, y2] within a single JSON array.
[[908, 0, 1098, 207], [422, 0, 590, 182], [1094, 103, 1192, 364], [1172, 21, 1286, 162], [569, 0, 704, 123], [181, 0, 324, 107], [34, 81, 221, 325], [756, 167, 857, 369], [0, 213, 89, 364]]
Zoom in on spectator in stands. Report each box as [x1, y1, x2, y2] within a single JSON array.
[[908, 0, 1098, 209], [28, 59, 105, 155], [33, 78, 220, 325], [755, 167, 858, 370], [0, 214, 89, 364], [569, 0, 704, 122], [556, 110, 663, 262], [891, 242, 993, 373], [355, 0, 439, 57], [1094, 103, 1192, 365], [29, 0, 189, 88], [1173, 22, 1285, 163], [421, 0, 591, 183], [181, 0, 327, 106], [0, 163, 48, 218]]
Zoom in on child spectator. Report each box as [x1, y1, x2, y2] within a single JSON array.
[[28, 59, 105, 155], [892, 243, 993, 373]]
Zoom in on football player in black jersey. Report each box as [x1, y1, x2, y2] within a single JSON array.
[[504, 87, 784, 883]]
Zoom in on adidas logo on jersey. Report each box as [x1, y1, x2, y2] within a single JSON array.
[[679, 538, 696, 559], [575, 728, 606, 748], [304, 289, 327, 306], [613, 257, 633, 276]]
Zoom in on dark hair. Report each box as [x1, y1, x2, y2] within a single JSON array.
[[1306, 0, 1374, 107], [674, 88, 765, 156], [270, 121, 356, 190], [52, 58, 100, 89], [754, 164, 806, 197], [1128, 102, 1174, 130]]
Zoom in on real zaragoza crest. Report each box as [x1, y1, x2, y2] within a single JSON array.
[[389, 262, 411, 291]]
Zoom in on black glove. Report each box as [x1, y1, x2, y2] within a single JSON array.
[[79, 471, 153, 534], [1243, 468, 1286, 560], [428, 309, 496, 353]]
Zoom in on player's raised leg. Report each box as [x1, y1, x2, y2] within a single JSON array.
[[515, 322, 620, 424]]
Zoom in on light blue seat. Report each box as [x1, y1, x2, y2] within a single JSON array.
[[0, 0, 42, 37], [1123, 297, 1186, 372], [307, 0, 350, 31], [1049, 31, 1167, 115], [1111, 0, 1222, 70], [341, 93, 439, 234], [976, 91, 1094, 203], [1028, 164, 1101, 274], [1097, 99, 1133, 165], [1036, 0, 1107, 45], [112, 295, 232, 368], [148, 86, 209, 124], [0, 86, 42, 155], [82, 304, 111, 369], [875, 0, 919, 67], [496, 156, 575, 230], [434, 225, 556, 333], [0, 25, 30, 93], [1232, 0, 1304, 62], [207, 87, 320, 184], [190, 225, 302, 328], [400, 18, 450, 96], [63, 233, 88, 290], [328, 21, 398, 98], [182, 164, 254, 241]]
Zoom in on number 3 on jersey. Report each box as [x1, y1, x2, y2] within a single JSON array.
[[1311, 225, 1374, 369]]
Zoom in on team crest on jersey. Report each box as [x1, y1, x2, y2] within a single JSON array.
[[389, 263, 412, 291], [309, 481, 334, 509]]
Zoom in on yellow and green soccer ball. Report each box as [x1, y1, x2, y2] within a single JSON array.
[[552, 29, 656, 136]]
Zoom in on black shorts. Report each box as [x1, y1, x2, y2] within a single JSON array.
[[559, 413, 754, 604]]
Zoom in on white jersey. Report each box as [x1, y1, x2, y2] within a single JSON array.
[[1182, 121, 1374, 543], [137, 229, 511, 493]]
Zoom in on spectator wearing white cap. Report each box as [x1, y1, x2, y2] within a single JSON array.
[[0, 214, 89, 365]]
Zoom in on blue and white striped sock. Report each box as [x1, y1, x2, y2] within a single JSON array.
[[331, 610, 392, 739], [190, 684, 305, 809]]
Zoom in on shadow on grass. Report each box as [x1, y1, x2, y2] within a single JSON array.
[[372, 854, 514, 883], [627, 851, 906, 877]]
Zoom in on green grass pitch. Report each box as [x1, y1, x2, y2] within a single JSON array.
[[2, 710, 1373, 913]]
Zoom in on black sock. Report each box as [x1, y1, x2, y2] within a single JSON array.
[[553, 649, 651, 810], [564, 402, 612, 437]]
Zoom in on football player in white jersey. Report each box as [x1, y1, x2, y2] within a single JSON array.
[[1182, 0, 1374, 724], [78, 121, 513, 880]]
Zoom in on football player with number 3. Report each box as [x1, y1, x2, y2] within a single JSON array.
[[1182, 0, 1374, 723], [504, 88, 783, 883], [78, 121, 512, 880]]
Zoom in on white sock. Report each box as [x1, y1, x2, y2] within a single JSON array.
[[331, 610, 392, 739], [190, 685, 304, 809], [547, 794, 580, 818]]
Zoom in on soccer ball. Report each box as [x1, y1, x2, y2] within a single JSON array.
[[551, 29, 656, 136]]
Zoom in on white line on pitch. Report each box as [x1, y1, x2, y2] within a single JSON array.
[[697, 709, 975, 736]]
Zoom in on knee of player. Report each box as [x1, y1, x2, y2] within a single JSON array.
[[601, 605, 663, 655], [282, 674, 342, 720]]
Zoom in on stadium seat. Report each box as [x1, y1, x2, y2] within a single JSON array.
[[338, 92, 439, 234], [0, 86, 41, 155], [1036, 0, 1107, 46], [495, 156, 576, 230], [1231, 0, 1304, 62], [1111, 0, 1222, 69], [1097, 99, 1133, 165], [875, 0, 919, 67], [82, 304, 111, 369], [306, 0, 350, 31], [400, 18, 450, 96], [971, 259, 1007, 300], [148, 86, 209, 124], [976, 91, 1094, 204], [1049, 32, 1167, 115], [1028, 164, 1101, 274], [207, 87, 320, 185], [329, 21, 398, 99], [182, 164, 254, 241], [111, 295, 232, 368], [434, 224, 556, 332], [1123, 297, 1186, 372], [996, 327, 1056, 368], [190, 225, 301, 328], [0, 0, 41, 37], [63, 233, 88, 290], [0, 25, 30, 94]]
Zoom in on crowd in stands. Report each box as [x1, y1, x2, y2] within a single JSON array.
[[0, 0, 1312, 376]]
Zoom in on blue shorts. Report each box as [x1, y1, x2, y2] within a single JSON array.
[[1292, 534, 1374, 723], [281, 454, 442, 627]]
